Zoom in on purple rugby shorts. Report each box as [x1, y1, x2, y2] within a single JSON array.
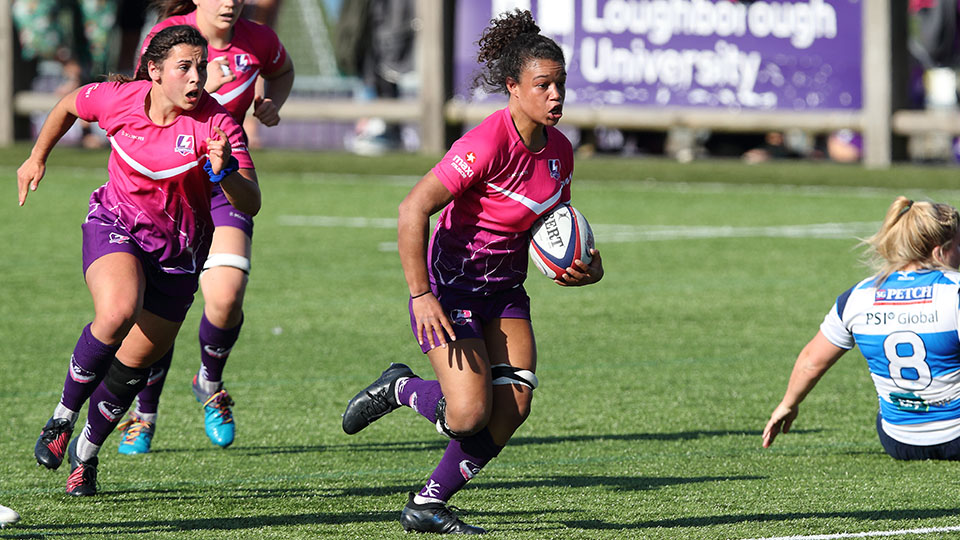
[[81, 215, 200, 323], [210, 183, 254, 238], [408, 285, 531, 353]]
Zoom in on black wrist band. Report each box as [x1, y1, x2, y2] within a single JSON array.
[[410, 290, 431, 299]]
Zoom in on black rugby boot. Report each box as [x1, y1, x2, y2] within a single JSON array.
[[65, 439, 98, 496], [35, 417, 73, 470], [342, 363, 414, 434], [400, 492, 485, 534]]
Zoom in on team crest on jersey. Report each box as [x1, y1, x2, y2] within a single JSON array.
[[874, 286, 934, 305], [234, 54, 253, 73], [548, 159, 561, 180], [450, 309, 473, 325], [175, 134, 194, 156]]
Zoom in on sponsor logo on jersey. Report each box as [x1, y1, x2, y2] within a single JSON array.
[[175, 134, 194, 156], [874, 285, 934, 305], [98, 400, 125, 422], [108, 232, 130, 244], [890, 392, 930, 412], [548, 159, 561, 180], [203, 345, 232, 359], [450, 309, 473, 326], [234, 54, 252, 73], [69, 355, 96, 383], [451, 154, 475, 179], [465, 151, 477, 163], [459, 459, 481, 480], [83, 83, 100, 98]]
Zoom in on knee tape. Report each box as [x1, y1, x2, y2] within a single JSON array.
[[435, 397, 469, 440], [103, 359, 150, 400], [491, 364, 539, 390], [202, 253, 251, 275]]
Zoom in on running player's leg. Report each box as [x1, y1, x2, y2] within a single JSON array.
[[36, 252, 144, 470], [117, 344, 172, 454], [195, 223, 250, 448], [483, 317, 537, 446], [69, 311, 182, 495]]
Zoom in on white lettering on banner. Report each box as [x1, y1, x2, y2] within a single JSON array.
[[581, 0, 837, 50], [580, 38, 775, 107]]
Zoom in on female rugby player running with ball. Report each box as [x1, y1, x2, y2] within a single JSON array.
[[114, 0, 293, 454], [764, 197, 960, 460], [24, 25, 259, 496], [341, 9, 603, 534]]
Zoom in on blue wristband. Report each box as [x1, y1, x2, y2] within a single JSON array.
[[204, 155, 239, 183]]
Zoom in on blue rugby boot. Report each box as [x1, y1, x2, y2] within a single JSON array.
[[116, 413, 154, 455], [400, 492, 485, 534], [193, 375, 235, 448], [342, 363, 414, 434]]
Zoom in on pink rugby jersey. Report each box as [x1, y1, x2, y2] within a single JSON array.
[[143, 13, 287, 124], [75, 80, 253, 274], [430, 107, 573, 293]]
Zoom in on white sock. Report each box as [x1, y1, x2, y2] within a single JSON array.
[[197, 371, 222, 395], [413, 494, 445, 506], [134, 410, 157, 425], [53, 404, 79, 426], [394, 377, 410, 404], [75, 432, 100, 462]]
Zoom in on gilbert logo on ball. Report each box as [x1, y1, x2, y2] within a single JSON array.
[[529, 204, 594, 279]]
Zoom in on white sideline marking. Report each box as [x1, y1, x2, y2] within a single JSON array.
[[277, 215, 395, 228], [743, 525, 960, 540], [277, 215, 879, 242]]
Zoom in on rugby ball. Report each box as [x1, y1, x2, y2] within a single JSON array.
[[529, 204, 594, 279]]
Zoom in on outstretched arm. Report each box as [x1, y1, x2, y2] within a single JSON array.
[[17, 88, 83, 205], [762, 331, 847, 448]]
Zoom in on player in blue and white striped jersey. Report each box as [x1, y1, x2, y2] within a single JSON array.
[[763, 196, 960, 460]]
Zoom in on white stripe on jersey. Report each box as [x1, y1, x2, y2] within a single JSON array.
[[211, 69, 260, 106], [108, 136, 201, 180], [485, 181, 562, 215]]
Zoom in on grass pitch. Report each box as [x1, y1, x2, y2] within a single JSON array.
[[4, 145, 960, 539]]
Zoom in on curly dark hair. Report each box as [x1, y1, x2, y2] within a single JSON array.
[[474, 9, 565, 94]]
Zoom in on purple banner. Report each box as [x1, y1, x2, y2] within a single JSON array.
[[453, 0, 862, 111]]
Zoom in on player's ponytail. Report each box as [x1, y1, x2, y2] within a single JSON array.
[[474, 9, 564, 95], [864, 196, 960, 285]]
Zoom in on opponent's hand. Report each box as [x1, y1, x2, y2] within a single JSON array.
[[206, 56, 235, 93], [411, 292, 456, 350], [556, 248, 603, 286], [205, 126, 232, 175], [762, 403, 799, 448], [17, 157, 46, 206], [253, 96, 281, 127]]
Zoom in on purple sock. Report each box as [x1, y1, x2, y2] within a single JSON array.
[[83, 383, 133, 446], [134, 346, 173, 415], [418, 428, 503, 503], [198, 312, 242, 382], [396, 377, 444, 423], [59, 324, 119, 413]]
